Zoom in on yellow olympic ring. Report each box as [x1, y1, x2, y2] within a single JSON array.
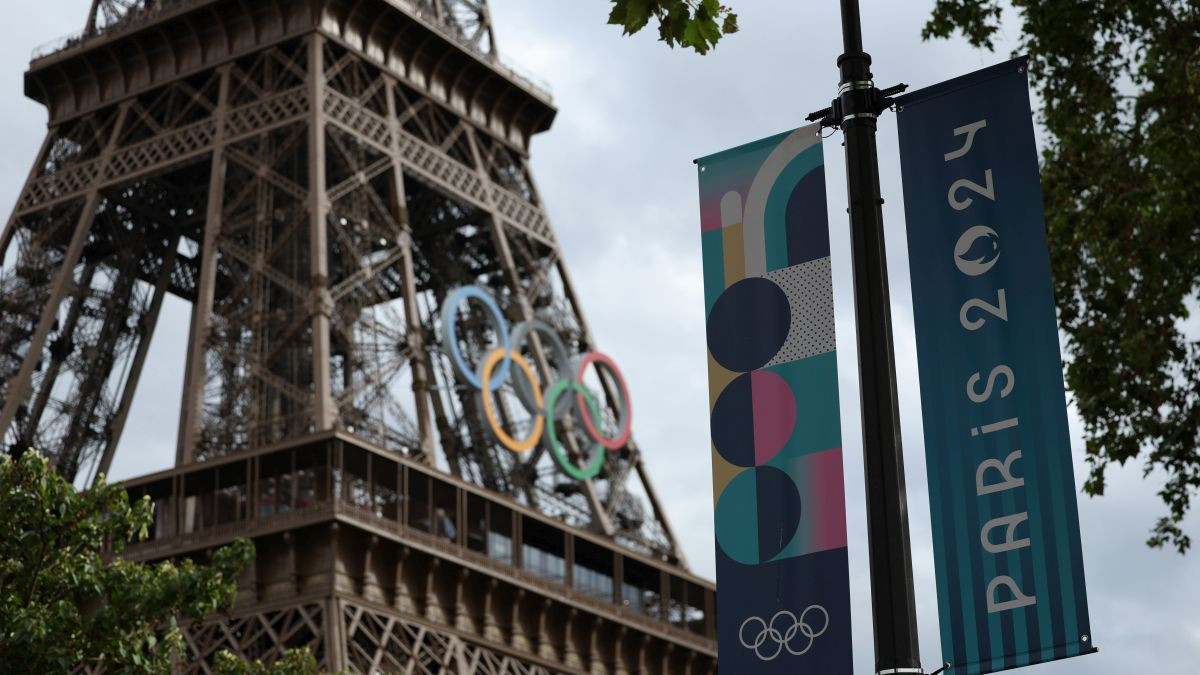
[[480, 347, 545, 453]]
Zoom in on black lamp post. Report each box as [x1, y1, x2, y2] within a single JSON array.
[[808, 1, 922, 672]]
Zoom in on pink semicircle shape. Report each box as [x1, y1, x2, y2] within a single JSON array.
[[751, 370, 797, 465]]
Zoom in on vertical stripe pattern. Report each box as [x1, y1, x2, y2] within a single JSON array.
[[895, 58, 1096, 674]]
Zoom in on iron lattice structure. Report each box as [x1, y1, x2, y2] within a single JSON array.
[[1, 1, 716, 672]]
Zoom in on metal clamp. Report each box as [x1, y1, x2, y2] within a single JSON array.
[[838, 79, 875, 95], [806, 81, 907, 129]]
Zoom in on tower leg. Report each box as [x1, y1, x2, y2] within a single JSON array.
[[309, 33, 335, 433], [384, 78, 436, 463], [94, 234, 181, 483], [0, 103, 130, 462], [325, 596, 346, 673], [178, 65, 231, 466]]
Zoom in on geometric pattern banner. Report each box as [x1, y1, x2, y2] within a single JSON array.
[[896, 57, 1096, 674], [696, 124, 853, 674]]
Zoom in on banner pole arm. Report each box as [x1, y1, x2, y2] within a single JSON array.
[[810, 0, 924, 672]]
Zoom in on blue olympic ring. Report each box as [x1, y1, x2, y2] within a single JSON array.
[[441, 285, 510, 392]]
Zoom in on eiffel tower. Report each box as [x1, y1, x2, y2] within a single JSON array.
[[0, 1, 715, 672]]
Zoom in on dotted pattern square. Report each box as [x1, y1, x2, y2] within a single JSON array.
[[763, 257, 836, 366]]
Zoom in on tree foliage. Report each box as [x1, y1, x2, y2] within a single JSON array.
[[607, 0, 738, 54], [0, 451, 255, 673], [215, 646, 321, 675], [923, 1, 1200, 551]]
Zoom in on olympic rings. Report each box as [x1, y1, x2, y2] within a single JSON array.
[[441, 285, 634, 481], [738, 605, 830, 661], [479, 348, 544, 453], [441, 285, 509, 392]]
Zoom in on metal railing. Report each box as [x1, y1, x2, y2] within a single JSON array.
[[334, 500, 713, 651], [498, 56, 554, 102], [32, 0, 207, 61], [124, 493, 712, 651], [405, 2, 553, 100], [30, 0, 552, 102]]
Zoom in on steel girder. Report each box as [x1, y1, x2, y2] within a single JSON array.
[[1, 29, 683, 563]]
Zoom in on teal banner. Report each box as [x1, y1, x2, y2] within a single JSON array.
[[696, 125, 853, 673], [896, 58, 1096, 674]]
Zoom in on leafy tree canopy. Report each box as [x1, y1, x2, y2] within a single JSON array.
[[215, 646, 321, 675], [924, 1, 1200, 552], [0, 451, 254, 673], [607, 0, 738, 54]]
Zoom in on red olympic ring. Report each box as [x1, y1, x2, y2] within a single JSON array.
[[575, 352, 633, 451]]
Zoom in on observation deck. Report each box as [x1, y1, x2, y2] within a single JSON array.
[[25, 0, 555, 147], [121, 432, 717, 671]]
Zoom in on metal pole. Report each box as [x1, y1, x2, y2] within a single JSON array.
[[836, 0, 922, 672]]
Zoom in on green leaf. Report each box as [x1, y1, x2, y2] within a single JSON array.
[[607, 0, 627, 26], [622, 0, 653, 35], [666, 4, 689, 43], [696, 14, 722, 45], [612, 0, 737, 54], [657, 13, 676, 43], [682, 19, 708, 54], [722, 13, 739, 35]]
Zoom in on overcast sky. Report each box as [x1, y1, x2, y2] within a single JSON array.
[[2, 2, 1198, 673]]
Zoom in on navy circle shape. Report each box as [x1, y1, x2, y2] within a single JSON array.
[[709, 372, 754, 468], [755, 465, 802, 562], [706, 277, 791, 372]]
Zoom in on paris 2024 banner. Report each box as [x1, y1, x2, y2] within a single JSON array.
[[696, 124, 853, 673], [896, 57, 1096, 674]]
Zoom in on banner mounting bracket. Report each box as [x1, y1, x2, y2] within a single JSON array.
[[805, 82, 909, 129]]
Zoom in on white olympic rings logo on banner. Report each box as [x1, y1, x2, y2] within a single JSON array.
[[738, 605, 830, 661]]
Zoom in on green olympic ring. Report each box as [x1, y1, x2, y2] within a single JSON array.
[[543, 379, 606, 481]]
